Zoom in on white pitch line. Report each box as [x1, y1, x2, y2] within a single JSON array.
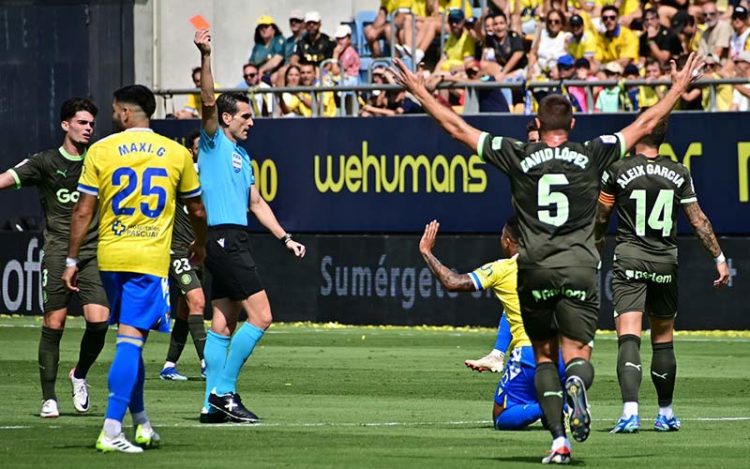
[[0, 426, 31, 429]]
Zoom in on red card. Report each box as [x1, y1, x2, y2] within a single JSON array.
[[189, 15, 210, 30]]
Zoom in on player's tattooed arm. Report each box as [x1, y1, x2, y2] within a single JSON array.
[[419, 220, 475, 292], [683, 202, 721, 257], [683, 201, 730, 288]]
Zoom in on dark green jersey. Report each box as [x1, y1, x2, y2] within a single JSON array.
[[171, 199, 195, 256], [7, 148, 98, 257], [479, 132, 625, 269], [601, 154, 696, 264]]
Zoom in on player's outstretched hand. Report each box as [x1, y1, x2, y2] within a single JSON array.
[[194, 29, 211, 55], [669, 52, 703, 93], [419, 220, 440, 255], [286, 240, 306, 258], [188, 241, 206, 267], [714, 261, 730, 288], [391, 58, 426, 96], [62, 266, 79, 293]]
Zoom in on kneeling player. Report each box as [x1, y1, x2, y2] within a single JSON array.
[[595, 111, 730, 433], [420, 217, 561, 430]]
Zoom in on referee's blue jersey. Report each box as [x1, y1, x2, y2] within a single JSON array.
[[197, 127, 255, 227]]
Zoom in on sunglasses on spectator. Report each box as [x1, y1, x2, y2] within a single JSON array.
[[602, 15, 617, 21], [547, 18, 562, 25], [244, 73, 257, 78], [290, 19, 303, 24], [705, 12, 717, 17]]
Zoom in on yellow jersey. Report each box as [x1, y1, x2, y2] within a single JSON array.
[[78, 128, 201, 278], [442, 29, 476, 70], [596, 0, 640, 16], [596, 26, 639, 63], [567, 32, 597, 59], [469, 255, 530, 351]]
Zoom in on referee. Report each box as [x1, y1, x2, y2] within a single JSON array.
[[193, 29, 306, 424]]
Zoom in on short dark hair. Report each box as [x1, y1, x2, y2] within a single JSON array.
[[185, 129, 200, 149], [644, 7, 658, 17], [60, 97, 98, 122], [492, 11, 507, 22], [537, 95, 573, 132], [504, 215, 520, 242], [645, 57, 659, 68], [216, 93, 251, 127], [526, 119, 539, 133], [602, 5, 619, 16], [113, 85, 156, 118], [192, 66, 201, 77], [243, 62, 259, 72], [636, 107, 668, 148]]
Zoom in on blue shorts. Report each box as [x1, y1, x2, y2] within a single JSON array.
[[100, 272, 171, 333], [494, 346, 565, 408]]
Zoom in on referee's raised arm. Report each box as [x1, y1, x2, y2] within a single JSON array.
[[195, 29, 218, 137]]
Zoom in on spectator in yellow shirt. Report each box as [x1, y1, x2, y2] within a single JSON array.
[[638, 58, 668, 108], [596, 6, 639, 67], [567, 14, 597, 60], [595, 0, 641, 27], [176, 67, 221, 119], [701, 53, 734, 110], [436, 9, 476, 72]]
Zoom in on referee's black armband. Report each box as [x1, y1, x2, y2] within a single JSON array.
[[280, 233, 293, 245]]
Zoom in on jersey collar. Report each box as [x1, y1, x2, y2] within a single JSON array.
[[125, 127, 154, 132], [58, 146, 85, 161]]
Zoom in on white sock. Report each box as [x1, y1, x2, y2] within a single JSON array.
[[622, 401, 639, 418], [658, 405, 673, 419], [489, 349, 504, 359], [415, 48, 425, 64], [552, 436, 568, 450], [163, 361, 176, 370], [200, 359, 205, 369], [103, 418, 122, 438], [132, 410, 150, 427]]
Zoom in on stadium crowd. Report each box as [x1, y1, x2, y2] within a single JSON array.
[[172, 0, 750, 117]]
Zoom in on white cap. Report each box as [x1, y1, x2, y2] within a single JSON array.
[[289, 9, 304, 21], [334, 24, 352, 39], [304, 11, 321, 23], [603, 61, 623, 74]]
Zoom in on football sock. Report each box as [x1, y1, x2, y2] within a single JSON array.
[[39, 326, 63, 401], [129, 355, 146, 416], [105, 335, 144, 425], [74, 320, 108, 379], [616, 334, 642, 405], [535, 361, 565, 439], [203, 330, 230, 411], [494, 403, 542, 430], [658, 404, 674, 419], [651, 341, 677, 407], [565, 358, 595, 389], [166, 318, 189, 364], [216, 322, 265, 395], [103, 418, 122, 438], [187, 314, 207, 361], [493, 312, 512, 353]]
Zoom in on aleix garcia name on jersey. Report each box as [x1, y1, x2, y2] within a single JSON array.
[[612, 163, 687, 190]]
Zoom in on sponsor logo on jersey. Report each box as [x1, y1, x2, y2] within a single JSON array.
[[56, 188, 79, 204], [600, 135, 617, 144], [113, 220, 127, 236]]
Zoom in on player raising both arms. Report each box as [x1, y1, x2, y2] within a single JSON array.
[[595, 110, 729, 434], [420, 217, 564, 430], [394, 53, 704, 464], [194, 29, 305, 424], [63, 85, 207, 453], [160, 130, 208, 381], [0, 98, 109, 419]]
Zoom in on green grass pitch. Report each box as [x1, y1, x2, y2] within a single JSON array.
[[0, 316, 748, 468]]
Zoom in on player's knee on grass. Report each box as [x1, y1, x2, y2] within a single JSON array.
[[494, 403, 542, 430]]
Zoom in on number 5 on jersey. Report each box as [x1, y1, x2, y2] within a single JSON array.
[[538, 174, 570, 227]]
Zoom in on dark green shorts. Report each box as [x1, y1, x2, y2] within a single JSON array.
[[517, 267, 599, 345], [612, 257, 678, 319], [42, 255, 108, 313], [169, 254, 202, 295]]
